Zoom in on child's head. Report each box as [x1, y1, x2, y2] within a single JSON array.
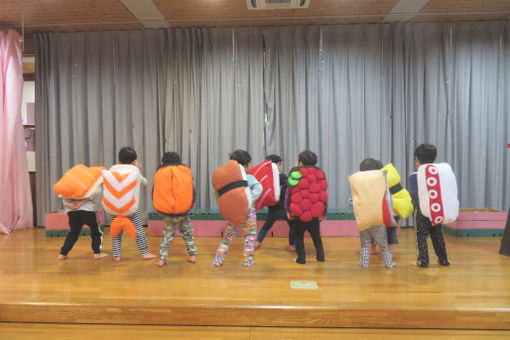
[[359, 158, 383, 171], [297, 150, 317, 166], [266, 154, 283, 172], [118, 147, 137, 165], [414, 143, 437, 166], [161, 152, 181, 165], [229, 149, 252, 172]]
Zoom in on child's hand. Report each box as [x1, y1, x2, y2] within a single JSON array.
[[133, 160, 142, 169], [319, 215, 326, 221]]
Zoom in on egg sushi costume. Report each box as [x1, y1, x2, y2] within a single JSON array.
[[249, 160, 280, 211], [101, 169, 141, 239], [153, 165, 194, 215], [348, 170, 396, 231], [53, 164, 105, 199], [417, 163, 459, 226], [212, 160, 252, 228], [287, 166, 328, 222], [381, 163, 413, 219]]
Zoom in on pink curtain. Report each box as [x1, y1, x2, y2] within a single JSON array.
[[0, 29, 33, 234]]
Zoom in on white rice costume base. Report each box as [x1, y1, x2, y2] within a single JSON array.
[[417, 163, 459, 226]]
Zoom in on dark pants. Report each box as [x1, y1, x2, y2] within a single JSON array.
[[290, 218, 324, 264], [257, 208, 295, 246], [60, 211, 103, 255], [415, 210, 449, 268]]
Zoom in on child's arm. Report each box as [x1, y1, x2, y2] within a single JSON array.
[[250, 180, 263, 202], [408, 172, 418, 207]]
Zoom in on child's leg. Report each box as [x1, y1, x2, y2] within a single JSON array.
[[373, 226, 394, 269], [60, 211, 85, 257], [307, 219, 324, 262], [159, 215, 178, 261], [178, 215, 198, 257], [359, 229, 372, 268], [242, 209, 257, 266], [291, 220, 307, 264], [387, 227, 398, 245], [84, 211, 103, 254], [257, 209, 278, 244], [112, 230, 123, 258], [430, 225, 450, 266], [288, 219, 296, 248], [213, 224, 239, 266], [415, 211, 431, 268], [129, 210, 151, 256]]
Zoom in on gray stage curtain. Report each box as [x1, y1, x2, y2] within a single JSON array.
[[35, 28, 264, 225], [264, 22, 510, 211], [35, 22, 510, 225]]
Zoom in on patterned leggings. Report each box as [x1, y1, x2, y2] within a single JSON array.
[[110, 211, 149, 257], [415, 211, 449, 268], [213, 209, 257, 267], [359, 225, 393, 269], [159, 214, 197, 260]]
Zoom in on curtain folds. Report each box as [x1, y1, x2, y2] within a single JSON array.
[[0, 29, 33, 234], [35, 22, 510, 225]]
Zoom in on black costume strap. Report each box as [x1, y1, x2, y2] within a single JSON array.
[[389, 183, 403, 195], [217, 180, 248, 196]]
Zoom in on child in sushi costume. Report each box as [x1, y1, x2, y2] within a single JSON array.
[[212, 150, 262, 267], [409, 144, 454, 268]]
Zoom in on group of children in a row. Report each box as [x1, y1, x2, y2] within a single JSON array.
[[58, 144, 449, 269]]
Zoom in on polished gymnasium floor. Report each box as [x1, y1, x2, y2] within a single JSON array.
[[1, 227, 510, 339]]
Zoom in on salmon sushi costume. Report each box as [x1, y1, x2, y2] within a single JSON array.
[[349, 169, 395, 268], [287, 166, 328, 222], [53, 164, 105, 199], [101, 169, 140, 239], [54, 165, 106, 258], [249, 160, 280, 211], [417, 163, 459, 225], [381, 163, 413, 219], [212, 160, 252, 227]]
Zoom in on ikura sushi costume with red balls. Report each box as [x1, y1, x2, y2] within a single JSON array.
[[212, 161, 262, 267], [285, 166, 327, 264], [103, 164, 151, 258], [349, 169, 395, 269], [409, 163, 455, 268], [54, 164, 106, 258]]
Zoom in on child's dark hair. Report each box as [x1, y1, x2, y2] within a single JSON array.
[[266, 154, 282, 164], [298, 150, 317, 166], [118, 147, 137, 164], [359, 158, 383, 171], [229, 149, 252, 166], [161, 152, 181, 165], [414, 144, 437, 164]]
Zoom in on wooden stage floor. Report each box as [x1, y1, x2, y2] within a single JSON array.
[[1, 227, 510, 336]]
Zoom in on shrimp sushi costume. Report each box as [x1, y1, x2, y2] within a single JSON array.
[[287, 166, 328, 222], [212, 160, 252, 227], [53, 164, 105, 199], [417, 163, 459, 226], [249, 160, 280, 211], [381, 163, 413, 219], [153, 165, 194, 215], [101, 169, 141, 238], [349, 170, 396, 231]]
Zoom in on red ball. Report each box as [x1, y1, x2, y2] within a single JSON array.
[[297, 178, 310, 190], [311, 202, 325, 217], [310, 193, 319, 202], [291, 193, 303, 203], [309, 182, 321, 193], [316, 170, 325, 180], [299, 168, 308, 176], [319, 179, 328, 190], [300, 189, 310, 198], [319, 191, 328, 203], [307, 174, 316, 183], [290, 203, 303, 216], [300, 211, 313, 222], [300, 199, 313, 211]]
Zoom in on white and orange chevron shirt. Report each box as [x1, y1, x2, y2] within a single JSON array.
[[102, 164, 148, 217]]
